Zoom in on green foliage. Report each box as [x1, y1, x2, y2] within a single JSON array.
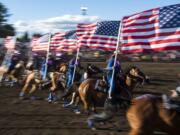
[[32, 33, 42, 37], [0, 2, 15, 38], [17, 32, 30, 42]]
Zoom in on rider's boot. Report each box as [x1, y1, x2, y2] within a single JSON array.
[[162, 94, 179, 109], [73, 106, 81, 114], [47, 92, 53, 103], [19, 91, 25, 100], [87, 119, 96, 131], [52, 92, 58, 104]]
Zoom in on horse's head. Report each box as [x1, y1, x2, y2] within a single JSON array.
[[126, 66, 147, 86], [100, 75, 108, 87], [86, 64, 103, 74], [94, 75, 108, 92], [59, 63, 68, 73], [26, 61, 33, 69], [15, 60, 25, 69]]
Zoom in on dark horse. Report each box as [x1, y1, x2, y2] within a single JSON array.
[[86, 66, 148, 130], [79, 66, 147, 114]]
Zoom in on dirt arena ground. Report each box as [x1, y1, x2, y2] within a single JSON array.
[[0, 62, 179, 135]]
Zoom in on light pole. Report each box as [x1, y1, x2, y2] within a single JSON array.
[[81, 6, 88, 16]]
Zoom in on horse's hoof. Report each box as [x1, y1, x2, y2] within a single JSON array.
[[84, 111, 90, 115], [53, 101, 59, 104], [62, 103, 71, 108], [100, 122, 105, 125], [30, 96, 36, 100], [87, 120, 96, 130], [19, 96, 25, 100], [91, 127, 96, 131], [74, 109, 81, 114]]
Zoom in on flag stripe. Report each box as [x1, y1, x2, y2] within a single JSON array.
[[32, 34, 50, 52], [121, 4, 180, 53], [122, 46, 180, 53], [123, 31, 180, 40], [50, 31, 77, 52], [77, 21, 120, 51]]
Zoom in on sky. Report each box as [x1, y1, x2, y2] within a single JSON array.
[[1, 0, 180, 35]]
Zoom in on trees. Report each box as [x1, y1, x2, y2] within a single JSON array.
[[17, 32, 30, 42], [0, 2, 15, 38]]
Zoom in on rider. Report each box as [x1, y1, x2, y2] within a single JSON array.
[[7, 54, 20, 74], [87, 51, 124, 130], [33, 54, 42, 70], [170, 73, 180, 98], [162, 73, 180, 109], [66, 56, 81, 89], [47, 56, 56, 73], [106, 51, 122, 99]]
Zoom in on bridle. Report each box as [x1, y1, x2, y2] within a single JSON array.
[[127, 68, 145, 86]]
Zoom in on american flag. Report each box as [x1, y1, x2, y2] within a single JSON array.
[[121, 4, 180, 53], [50, 30, 77, 52], [77, 21, 120, 51], [32, 34, 50, 52], [4, 36, 16, 49]]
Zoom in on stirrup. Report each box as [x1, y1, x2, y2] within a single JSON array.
[[162, 94, 171, 109]]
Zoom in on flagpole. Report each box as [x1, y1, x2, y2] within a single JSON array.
[[43, 33, 51, 80], [108, 19, 123, 99], [71, 44, 80, 84]]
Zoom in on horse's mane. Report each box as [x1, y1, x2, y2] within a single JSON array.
[[124, 65, 138, 75], [87, 64, 102, 73], [60, 63, 67, 67]]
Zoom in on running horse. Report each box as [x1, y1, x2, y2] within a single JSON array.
[[127, 94, 180, 135], [2, 60, 26, 86], [78, 66, 147, 113], [61, 64, 103, 107], [19, 63, 68, 100], [47, 63, 68, 102]]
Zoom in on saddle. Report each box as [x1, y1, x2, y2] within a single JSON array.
[[162, 95, 180, 112], [94, 79, 107, 93], [34, 70, 41, 80], [58, 73, 66, 82]]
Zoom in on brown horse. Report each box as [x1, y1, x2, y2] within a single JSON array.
[[78, 66, 147, 113], [61, 64, 103, 108], [127, 94, 180, 135], [46, 63, 68, 103], [19, 63, 68, 100], [2, 60, 26, 86]]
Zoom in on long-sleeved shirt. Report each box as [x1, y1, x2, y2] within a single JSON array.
[[106, 58, 121, 72], [68, 58, 80, 74]]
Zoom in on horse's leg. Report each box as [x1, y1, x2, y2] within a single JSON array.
[[19, 73, 34, 98], [87, 111, 114, 130], [28, 84, 37, 100], [67, 92, 76, 106], [19, 82, 30, 99], [74, 92, 80, 107], [29, 84, 36, 94], [63, 92, 77, 107], [91, 101, 97, 113], [82, 97, 90, 114], [60, 87, 72, 101], [70, 92, 81, 114], [9, 70, 17, 82], [91, 94, 97, 113]]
